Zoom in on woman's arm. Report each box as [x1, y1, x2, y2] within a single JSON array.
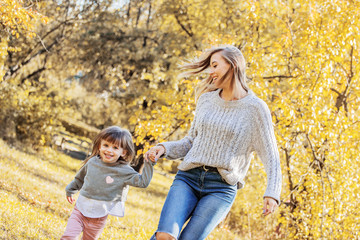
[[253, 100, 282, 205], [157, 121, 197, 160], [146, 96, 205, 161]]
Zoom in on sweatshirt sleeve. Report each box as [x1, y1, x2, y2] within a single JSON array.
[[253, 100, 282, 204], [157, 96, 204, 160], [123, 161, 154, 188], [65, 163, 88, 197]]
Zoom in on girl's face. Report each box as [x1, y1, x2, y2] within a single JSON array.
[[99, 139, 126, 164], [209, 51, 231, 88]]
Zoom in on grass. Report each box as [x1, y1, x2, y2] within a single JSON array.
[[0, 139, 241, 239]]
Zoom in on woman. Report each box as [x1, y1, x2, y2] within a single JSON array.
[[145, 45, 282, 240]]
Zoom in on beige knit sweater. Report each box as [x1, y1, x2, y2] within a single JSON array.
[[160, 89, 282, 203]]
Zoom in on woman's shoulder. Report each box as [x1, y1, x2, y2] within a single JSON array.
[[247, 92, 270, 111], [197, 89, 218, 104], [245, 94, 273, 123]]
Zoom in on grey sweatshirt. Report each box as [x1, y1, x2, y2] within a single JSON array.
[[66, 156, 154, 202], [159, 89, 282, 203]]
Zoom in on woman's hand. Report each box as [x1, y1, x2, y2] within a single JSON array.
[[263, 197, 278, 216], [144, 145, 165, 163]]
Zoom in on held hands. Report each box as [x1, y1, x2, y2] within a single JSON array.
[[263, 197, 278, 216], [67, 196, 75, 204], [144, 145, 165, 163]]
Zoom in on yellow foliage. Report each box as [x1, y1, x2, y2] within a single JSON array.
[[0, 0, 47, 79]]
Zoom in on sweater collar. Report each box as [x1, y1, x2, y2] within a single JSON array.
[[96, 155, 127, 167], [213, 88, 254, 108]]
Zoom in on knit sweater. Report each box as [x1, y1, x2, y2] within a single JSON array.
[[159, 89, 282, 203], [66, 156, 154, 202]]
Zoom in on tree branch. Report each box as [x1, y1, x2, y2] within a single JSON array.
[[3, 38, 60, 81], [146, 0, 152, 29], [306, 133, 319, 162], [262, 75, 298, 79], [281, 147, 297, 212], [344, 46, 354, 94], [330, 88, 341, 95], [317, 160, 325, 239], [20, 66, 46, 84], [174, 14, 193, 37], [163, 112, 193, 141], [3, 2, 95, 81]]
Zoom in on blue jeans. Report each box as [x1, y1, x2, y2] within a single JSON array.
[[150, 167, 237, 240]]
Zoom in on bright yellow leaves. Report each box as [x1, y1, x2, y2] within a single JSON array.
[[0, 0, 47, 37], [0, 0, 47, 80]]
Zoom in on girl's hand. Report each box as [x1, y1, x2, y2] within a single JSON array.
[[263, 197, 278, 216], [67, 196, 75, 204], [144, 145, 165, 163]]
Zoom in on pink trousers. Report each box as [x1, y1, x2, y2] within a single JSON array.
[[61, 206, 108, 240]]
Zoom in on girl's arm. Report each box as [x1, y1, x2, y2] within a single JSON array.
[[65, 163, 88, 197], [123, 161, 154, 188]]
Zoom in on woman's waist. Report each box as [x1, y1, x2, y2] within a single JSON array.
[[178, 158, 249, 185], [180, 155, 235, 170]]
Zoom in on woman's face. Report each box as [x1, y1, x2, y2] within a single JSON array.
[[209, 51, 231, 88]]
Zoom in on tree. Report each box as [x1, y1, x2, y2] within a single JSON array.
[[0, 0, 47, 79]]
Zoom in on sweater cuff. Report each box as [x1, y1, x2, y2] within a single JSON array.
[[147, 159, 157, 166], [66, 191, 73, 197], [156, 143, 167, 158], [263, 194, 280, 205]]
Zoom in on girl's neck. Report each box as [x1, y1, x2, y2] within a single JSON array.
[[220, 87, 248, 101]]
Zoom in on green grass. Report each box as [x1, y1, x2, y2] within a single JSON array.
[[0, 139, 241, 239]]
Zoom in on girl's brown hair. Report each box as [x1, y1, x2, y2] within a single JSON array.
[[83, 126, 135, 166], [181, 45, 249, 101]]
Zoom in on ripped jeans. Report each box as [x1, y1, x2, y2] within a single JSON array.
[[150, 167, 237, 240]]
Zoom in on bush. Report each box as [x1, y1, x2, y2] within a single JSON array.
[[0, 80, 63, 146]]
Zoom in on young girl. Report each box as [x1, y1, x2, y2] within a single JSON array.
[[61, 126, 155, 240], [145, 45, 282, 240]]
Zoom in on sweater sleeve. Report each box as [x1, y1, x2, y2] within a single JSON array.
[[65, 163, 88, 197], [123, 161, 154, 188], [157, 96, 204, 160], [253, 100, 282, 204]]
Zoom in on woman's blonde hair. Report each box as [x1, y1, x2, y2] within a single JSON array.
[[83, 126, 135, 166], [181, 45, 249, 101]]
